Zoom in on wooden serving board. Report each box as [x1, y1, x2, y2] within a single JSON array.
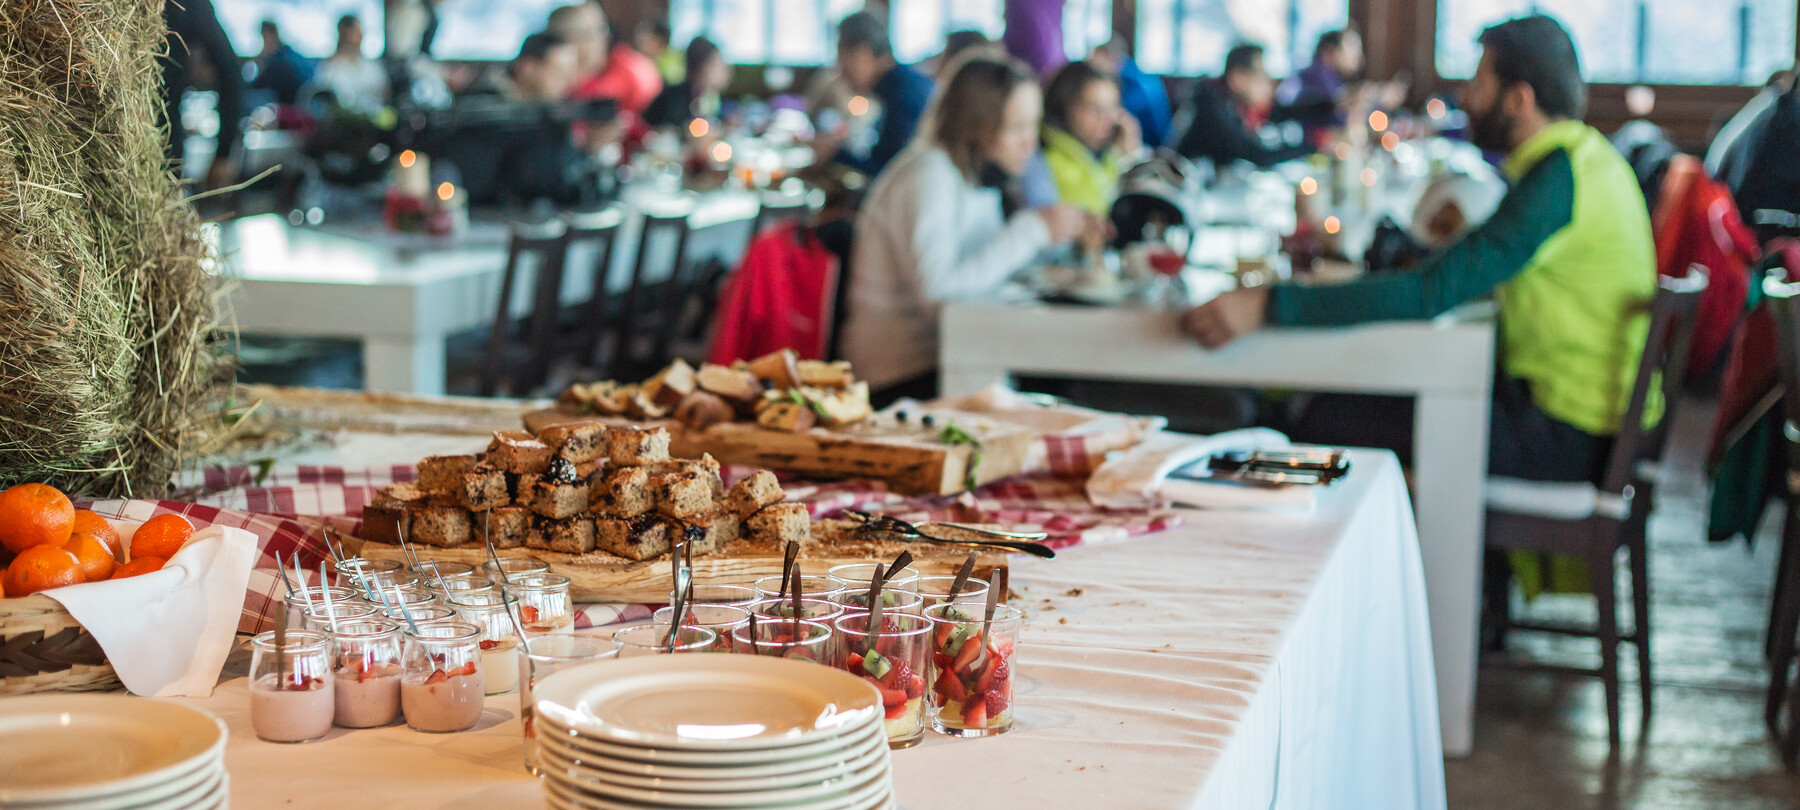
[[521, 409, 1036, 496], [354, 541, 1007, 604]]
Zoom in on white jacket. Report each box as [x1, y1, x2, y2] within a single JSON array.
[[841, 146, 1053, 390]]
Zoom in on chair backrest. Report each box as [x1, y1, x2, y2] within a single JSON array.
[[1599, 269, 1709, 494], [1763, 267, 1800, 430], [748, 186, 823, 237], [480, 218, 569, 396]]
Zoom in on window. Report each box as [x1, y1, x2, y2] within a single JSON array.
[[1063, 0, 1115, 61], [1435, 0, 1798, 86], [218, 0, 385, 59], [1135, 0, 1350, 76], [670, 0, 863, 65], [892, 0, 1005, 64], [431, 0, 569, 61]]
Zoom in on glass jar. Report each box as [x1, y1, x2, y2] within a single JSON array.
[[673, 584, 758, 608], [502, 573, 574, 637], [400, 621, 486, 733], [520, 635, 619, 774], [829, 586, 925, 617], [411, 559, 479, 582], [613, 624, 717, 657], [481, 556, 550, 583], [301, 601, 380, 633], [448, 593, 522, 695], [324, 620, 403, 728], [914, 576, 991, 612], [827, 563, 922, 593], [370, 585, 438, 620], [651, 605, 750, 653], [283, 586, 358, 629], [350, 569, 423, 594], [752, 574, 841, 600], [429, 577, 497, 602], [249, 629, 335, 743], [833, 612, 932, 749], [335, 557, 404, 581], [732, 619, 832, 663]]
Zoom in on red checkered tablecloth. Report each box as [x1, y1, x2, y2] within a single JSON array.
[[86, 457, 1178, 634]]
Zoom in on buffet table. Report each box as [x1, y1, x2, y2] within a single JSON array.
[[171, 444, 1444, 809]]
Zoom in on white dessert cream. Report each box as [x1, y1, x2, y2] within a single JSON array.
[[478, 639, 520, 695]]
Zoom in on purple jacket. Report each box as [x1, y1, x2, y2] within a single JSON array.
[[1002, 0, 1065, 76]]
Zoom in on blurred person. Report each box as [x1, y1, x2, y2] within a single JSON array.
[[1275, 28, 1362, 140], [643, 36, 730, 128], [1002, 0, 1063, 76], [161, 0, 244, 190], [303, 15, 389, 113], [555, 2, 663, 114], [447, 32, 605, 206], [250, 20, 314, 106], [1023, 61, 1142, 214], [1707, 67, 1795, 190], [820, 10, 933, 177], [927, 30, 995, 77], [1184, 15, 1658, 490], [841, 56, 1102, 401], [1088, 34, 1172, 147], [634, 19, 685, 84], [1173, 44, 1312, 169]]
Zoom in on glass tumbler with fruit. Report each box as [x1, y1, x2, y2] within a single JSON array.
[[923, 603, 1021, 737], [832, 611, 932, 749]]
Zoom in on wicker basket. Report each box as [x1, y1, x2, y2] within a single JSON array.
[[0, 594, 120, 694]]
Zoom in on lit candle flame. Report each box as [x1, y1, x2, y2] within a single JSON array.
[[1368, 110, 1388, 132], [1323, 216, 1341, 234], [1381, 132, 1400, 151], [1299, 177, 1318, 195], [847, 95, 869, 116], [689, 118, 709, 138], [711, 141, 733, 163], [398, 150, 416, 168], [436, 182, 455, 201]]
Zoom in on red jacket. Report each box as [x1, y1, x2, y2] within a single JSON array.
[[1653, 155, 1760, 379], [707, 222, 840, 364]]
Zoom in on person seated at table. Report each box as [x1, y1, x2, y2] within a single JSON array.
[[1087, 34, 1173, 149], [302, 15, 389, 114], [448, 32, 604, 206], [1182, 14, 1657, 487], [250, 20, 314, 107], [1172, 44, 1312, 169], [1021, 61, 1141, 215], [634, 18, 685, 84], [840, 55, 1102, 403], [926, 30, 997, 77], [642, 37, 730, 130], [555, 2, 663, 115], [816, 11, 934, 178]]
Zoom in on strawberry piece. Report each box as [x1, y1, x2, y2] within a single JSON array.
[[884, 656, 914, 691], [984, 685, 1010, 716], [520, 605, 540, 623], [962, 700, 987, 728], [952, 634, 982, 671], [995, 637, 1015, 657], [425, 669, 448, 685], [905, 673, 924, 700], [847, 652, 864, 673], [990, 657, 1011, 691], [456, 660, 478, 677], [975, 657, 999, 692], [885, 700, 910, 720], [934, 623, 953, 647], [878, 684, 908, 707], [941, 670, 967, 701], [933, 652, 953, 668], [479, 638, 501, 651]]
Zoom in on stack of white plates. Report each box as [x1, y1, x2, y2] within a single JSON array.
[[533, 655, 894, 810], [0, 694, 228, 809]]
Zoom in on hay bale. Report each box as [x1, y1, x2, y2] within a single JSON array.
[[0, 0, 224, 498]]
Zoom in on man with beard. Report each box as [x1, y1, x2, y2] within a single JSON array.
[[1182, 14, 1656, 487]]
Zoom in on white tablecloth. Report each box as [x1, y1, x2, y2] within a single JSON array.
[[171, 450, 1444, 809]]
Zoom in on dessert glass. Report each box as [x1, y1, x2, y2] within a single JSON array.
[[671, 584, 758, 608], [520, 635, 619, 774], [914, 576, 991, 612], [746, 596, 845, 625], [400, 621, 486, 733], [249, 629, 335, 743], [335, 557, 404, 582], [349, 569, 423, 593], [372, 586, 440, 621], [411, 559, 480, 582], [449, 593, 523, 694], [324, 620, 403, 728], [429, 577, 497, 601], [829, 587, 925, 617], [651, 605, 750, 653], [502, 573, 575, 636], [731, 619, 832, 662], [752, 574, 841, 599], [482, 556, 550, 583], [613, 624, 718, 657], [832, 613, 931, 749], [923, 603, 1021, 737], [283, 585, 358, 628], [302, 601, 380, 633], [827, 563, 922, 592]]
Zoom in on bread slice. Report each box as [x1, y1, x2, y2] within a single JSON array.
[[416, 455, 479, 493], [538, 421, 608, 464], [360, 504, 408, 545], [724, 470, 785, 518], [595, 465, 654, 517], [594, 517, 674, 561], [520, 473, 592, 520], [412, 506, 472, 548], [653, 470, 716, 520], [487, 430, 553, 474], [528, 516, 597, 554], [373, 482, 432, 509], [459, 463, 510, 511], [755, 400, 816, 433], [745, 503, 812, 547], [695, 363, 764, 410], [481, 506, 533, 549], [674, 390, 735, 431], [607, 426, 671, 467], [746, 349, 801, 390], [645, 359, 699, 408], [797, 359, 854, 389], [691, 511, 740, 555]]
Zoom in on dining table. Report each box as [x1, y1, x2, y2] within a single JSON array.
[[163, 427, 1447, 809]]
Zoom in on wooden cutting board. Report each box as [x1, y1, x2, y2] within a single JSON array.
[[521, 409, 1036, 496], [354, 541, 1007, 604]]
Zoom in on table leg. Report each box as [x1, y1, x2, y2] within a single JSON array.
[[938, 363, 1011, 398], [1413, 390, 1491, 758], [363, 335, 447, 395]]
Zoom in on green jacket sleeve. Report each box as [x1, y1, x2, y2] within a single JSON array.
[[1265, 149, 1577, 326]]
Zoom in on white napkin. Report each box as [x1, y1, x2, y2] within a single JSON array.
[[906, 385, 1166, 474], [1087, 428, 1316, 511], [44, 525, 259, 697]]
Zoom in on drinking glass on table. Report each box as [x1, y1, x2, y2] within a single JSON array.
[[336, 557, 404, 582], [411, 559, 480, 582], [753, 574, 841, 599], [652, 605, 750, 653], [429, 576, 497, 601], [372, 586, 440, 620], [449, 593, 523, 695], [829, 587, 925, 617], [520, 635, 620, 774], [732, 619, 832, 662], [482, 556, 550, 583], [832, 613, 932, 749], [613, 624, 718, 657], [400, 621, 485, 734], [350, 569, 424, 593], [827, 563, 921, 592], [324, 620, 403, 729], [302, 601, 380, 632], [923, 603, 1022, 737], [284, 586, 358, 628], [672, 584, 758, 608], [747, 596, 845, 625], [502, 573, 575, 636], [914, 576, 990, 612]]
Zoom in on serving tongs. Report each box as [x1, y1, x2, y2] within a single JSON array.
[[843, 510, 1056, 559], [1190, 449, 1351, 487]]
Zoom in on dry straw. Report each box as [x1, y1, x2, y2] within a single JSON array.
[[0, 0, 226, 498]]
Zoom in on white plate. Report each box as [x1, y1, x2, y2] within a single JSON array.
[[536, 712, 883, 770], [536, 721, 883, 783], [551, 756, 890, 809], [534, 655, 879, 751], [544, 769, 891, 810], [133, 767, 225, 810], [0, 695, 227, 804], [15, 759, 223, 810], [538, 727, 888, 794]]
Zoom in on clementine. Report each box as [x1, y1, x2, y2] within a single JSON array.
[[70, 510, 122, 559], [64, 532, 117, 582], [131, 514, 194, 562], [4, 545, 83, 596], [0, 483, 75, 554], [111, 556, 165, 579]]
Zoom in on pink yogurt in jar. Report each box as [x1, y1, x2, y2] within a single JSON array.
[[251, 674, 335, 743]]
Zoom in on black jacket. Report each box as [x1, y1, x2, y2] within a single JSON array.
[[1173, 78, 1311, 169]]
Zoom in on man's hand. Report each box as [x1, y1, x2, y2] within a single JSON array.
[[1181, 286, 1271, 348]]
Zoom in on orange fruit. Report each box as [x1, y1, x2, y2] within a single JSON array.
[[0, 483, 75, 554], [111, 556, 165, 579], [64, 532, 117, 582], [130, 514, 194, 562], [70, 510, 122, 560], [4, 545, 83, 596]]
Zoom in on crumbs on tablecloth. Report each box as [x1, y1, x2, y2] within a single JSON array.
[[1064, 587, 1084, 597], [1058, 617, 1067, 624]]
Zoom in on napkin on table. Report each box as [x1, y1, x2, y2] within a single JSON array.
[[43, 524, 259, 697], [1086, 428, 1316, 511]]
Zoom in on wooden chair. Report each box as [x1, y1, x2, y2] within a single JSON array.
[[479, 219, 569, 397], [1481, 270, 1708, 750], [612, 198, 696, 379], [747, 185, 822, 238], [1758, 271, 1800, 760], [563, 205, 627, 372]]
